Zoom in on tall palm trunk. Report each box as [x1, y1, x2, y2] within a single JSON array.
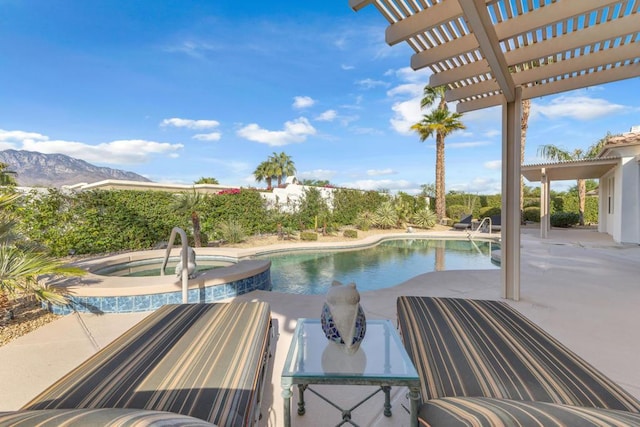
[[578, 178, 586, 226], [191, 212, 202, 247], [520, 99, 531, 223], [435, 132, 446, 221]]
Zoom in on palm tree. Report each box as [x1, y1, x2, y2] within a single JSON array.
[[538, 134, 609, 226], [173, 190, 205, 247], [411, 87, 466, 221], [194, 177, 219, 184], [271, 151, 296, 187], [0, 193, 84, 320], [520, 99, 531, 223], [253, 161, 274, 190]]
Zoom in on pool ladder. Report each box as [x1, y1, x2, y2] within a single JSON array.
[[161, 227, 190, 304], [467, 217, 492, 239]]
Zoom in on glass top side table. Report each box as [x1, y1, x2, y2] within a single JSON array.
[[281, 318, 420, 427]]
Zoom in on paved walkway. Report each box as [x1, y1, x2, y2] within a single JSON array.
[[1, 226, 639, 427]]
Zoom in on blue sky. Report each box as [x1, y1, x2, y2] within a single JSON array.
[[1, 1, 638, 194]]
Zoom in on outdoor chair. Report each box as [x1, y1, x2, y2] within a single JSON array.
[[396, 296, 640, 426], [453, 214, 472, 230], [9, 302, 273, 427]]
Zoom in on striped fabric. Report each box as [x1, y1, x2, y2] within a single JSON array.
[[418, 397, 640, 427], [0, 408, 217, 426], [397, 297, 640, 414], [23, 302, 272, 427]]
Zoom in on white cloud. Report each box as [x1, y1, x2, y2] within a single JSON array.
[[356, 78, 389, 89], [450, 176, 501, 194], [193, 132, 222, 141], [341, 64, 355, 70], [484, 160, 502, 170], [339, 179, 414, 192], [387, 83, 423, 98], [484, 129, 501, 138], [293, 96, 315, 109], [298, 169, 337, 181], [161, 118, 220, 130], [390, 98, 422, 135], [1, 128, 182, 164], [316, 110, 337, 122], [367, 168, 396, 176], [22, 138, 183, 164], [351, 127, 382, 135], [448, 141, 491, 149], [533, 95, 626, 121], [163, 40, 221, 59], [237, 117, 316, 146]]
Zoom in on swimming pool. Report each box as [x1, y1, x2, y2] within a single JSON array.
[[93, 256, 235, 277], [264, 238, 499, 295]]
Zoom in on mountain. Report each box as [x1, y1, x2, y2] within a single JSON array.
[[0, 149, 151, 188]]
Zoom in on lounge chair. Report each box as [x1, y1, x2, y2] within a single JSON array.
[[453, 214, 472, 230], [490, 213, 501, 231], [11, 302, 273, 427], [397, 296, 640, 426]]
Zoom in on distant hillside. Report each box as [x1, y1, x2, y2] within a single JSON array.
[[0, 149, 151, 188]]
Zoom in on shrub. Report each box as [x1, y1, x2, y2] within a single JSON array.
[[373, 202, 398, 229], [479, 206, 501, 219], [412, 209, 437, 229], [218, 220, 246, 243], [300, 231, 318, 241], [550, 212, 579, 228], [447, 204, 468, 222], [355, 211, 374, 231], [523, 206, 540, 223], [343, 229, 358, 238]]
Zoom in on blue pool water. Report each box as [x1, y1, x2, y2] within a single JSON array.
[[264, 238, 499, 295]]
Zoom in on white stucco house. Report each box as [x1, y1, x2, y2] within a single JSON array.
[[522, 129, 640, 245]]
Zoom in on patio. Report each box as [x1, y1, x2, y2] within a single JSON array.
[[0, 227, 638, 426]]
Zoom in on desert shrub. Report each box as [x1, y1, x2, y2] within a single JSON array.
[[523, 206, 540, 223], [332, 189, 389, 226], [355, 211, 374, 231], [218, 219, 246, 243], [373, 202, 398, 229], [296, 187, 331, 230], [479, 206, 501, 219], [300, 231, 318, 241], [447, 204, 468, 222], [412, 209, 437, 229], [550, 212, 579, 228], [343, 229, 358, 238]]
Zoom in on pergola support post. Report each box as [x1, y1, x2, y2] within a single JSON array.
[[501, 87, 522, 301], [540, 169, 550, 238]]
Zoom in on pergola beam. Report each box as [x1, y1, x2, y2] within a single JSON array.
[[386, 0, 463, 46], [459, 0, 515, 102], [348, 0, 374, 12]]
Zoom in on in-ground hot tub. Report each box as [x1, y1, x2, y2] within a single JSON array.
[[49, 248, 271, 314]]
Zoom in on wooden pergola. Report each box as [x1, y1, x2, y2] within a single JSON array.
[[350, 0, 640, 300]]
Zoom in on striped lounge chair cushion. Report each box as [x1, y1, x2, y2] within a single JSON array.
[[23, 302, 272, 427], [419, 397, 640, 427], [0, 408, 216, 426], [396, 296, 640, 412]]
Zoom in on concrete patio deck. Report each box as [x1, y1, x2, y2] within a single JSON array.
[[1, 226, 638, 426]]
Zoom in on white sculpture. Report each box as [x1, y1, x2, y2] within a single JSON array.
[[175, 246, 197, 279], [321, 281, 367, 354]]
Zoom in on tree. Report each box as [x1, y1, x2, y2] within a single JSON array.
[[173, 190, 205, 247], [301, 179, 332, 187], [271, 151, 296, 187], [0, 162, 17, 187], [253, 161, 275, 190], [538, 134, 610, 226], [194, 177, 219, 184], [0, 193, 84, 320], [411, 86, 466, 221]]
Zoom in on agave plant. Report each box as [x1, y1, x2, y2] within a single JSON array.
[[355, 211, 374, 231], [412, 209, 438, 229], [373, 202, 399, 229]]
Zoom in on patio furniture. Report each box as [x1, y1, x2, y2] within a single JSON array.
[[18, 302, 273, 427], [281, 318, 421, 427], [396, 296, 640, 426], [453, 214, 472, 230]]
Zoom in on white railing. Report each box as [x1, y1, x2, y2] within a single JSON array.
[[161, 227, 190, 304], [467, 217, 492, 239]]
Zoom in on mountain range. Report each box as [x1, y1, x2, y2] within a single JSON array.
[[0, 149, 151, 188]]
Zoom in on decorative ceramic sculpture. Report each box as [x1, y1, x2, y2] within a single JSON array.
[[321, 281, 366, 354], [175, 246, 197, 279]]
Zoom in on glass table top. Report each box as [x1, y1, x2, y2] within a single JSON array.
[[282, 319, 419, 382]]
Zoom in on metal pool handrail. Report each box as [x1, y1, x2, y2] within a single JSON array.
[[161, 227, 189, 304]]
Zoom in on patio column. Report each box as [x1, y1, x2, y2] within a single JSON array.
[[501, 87, 522, 301], [540, 168, 549, 238]]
